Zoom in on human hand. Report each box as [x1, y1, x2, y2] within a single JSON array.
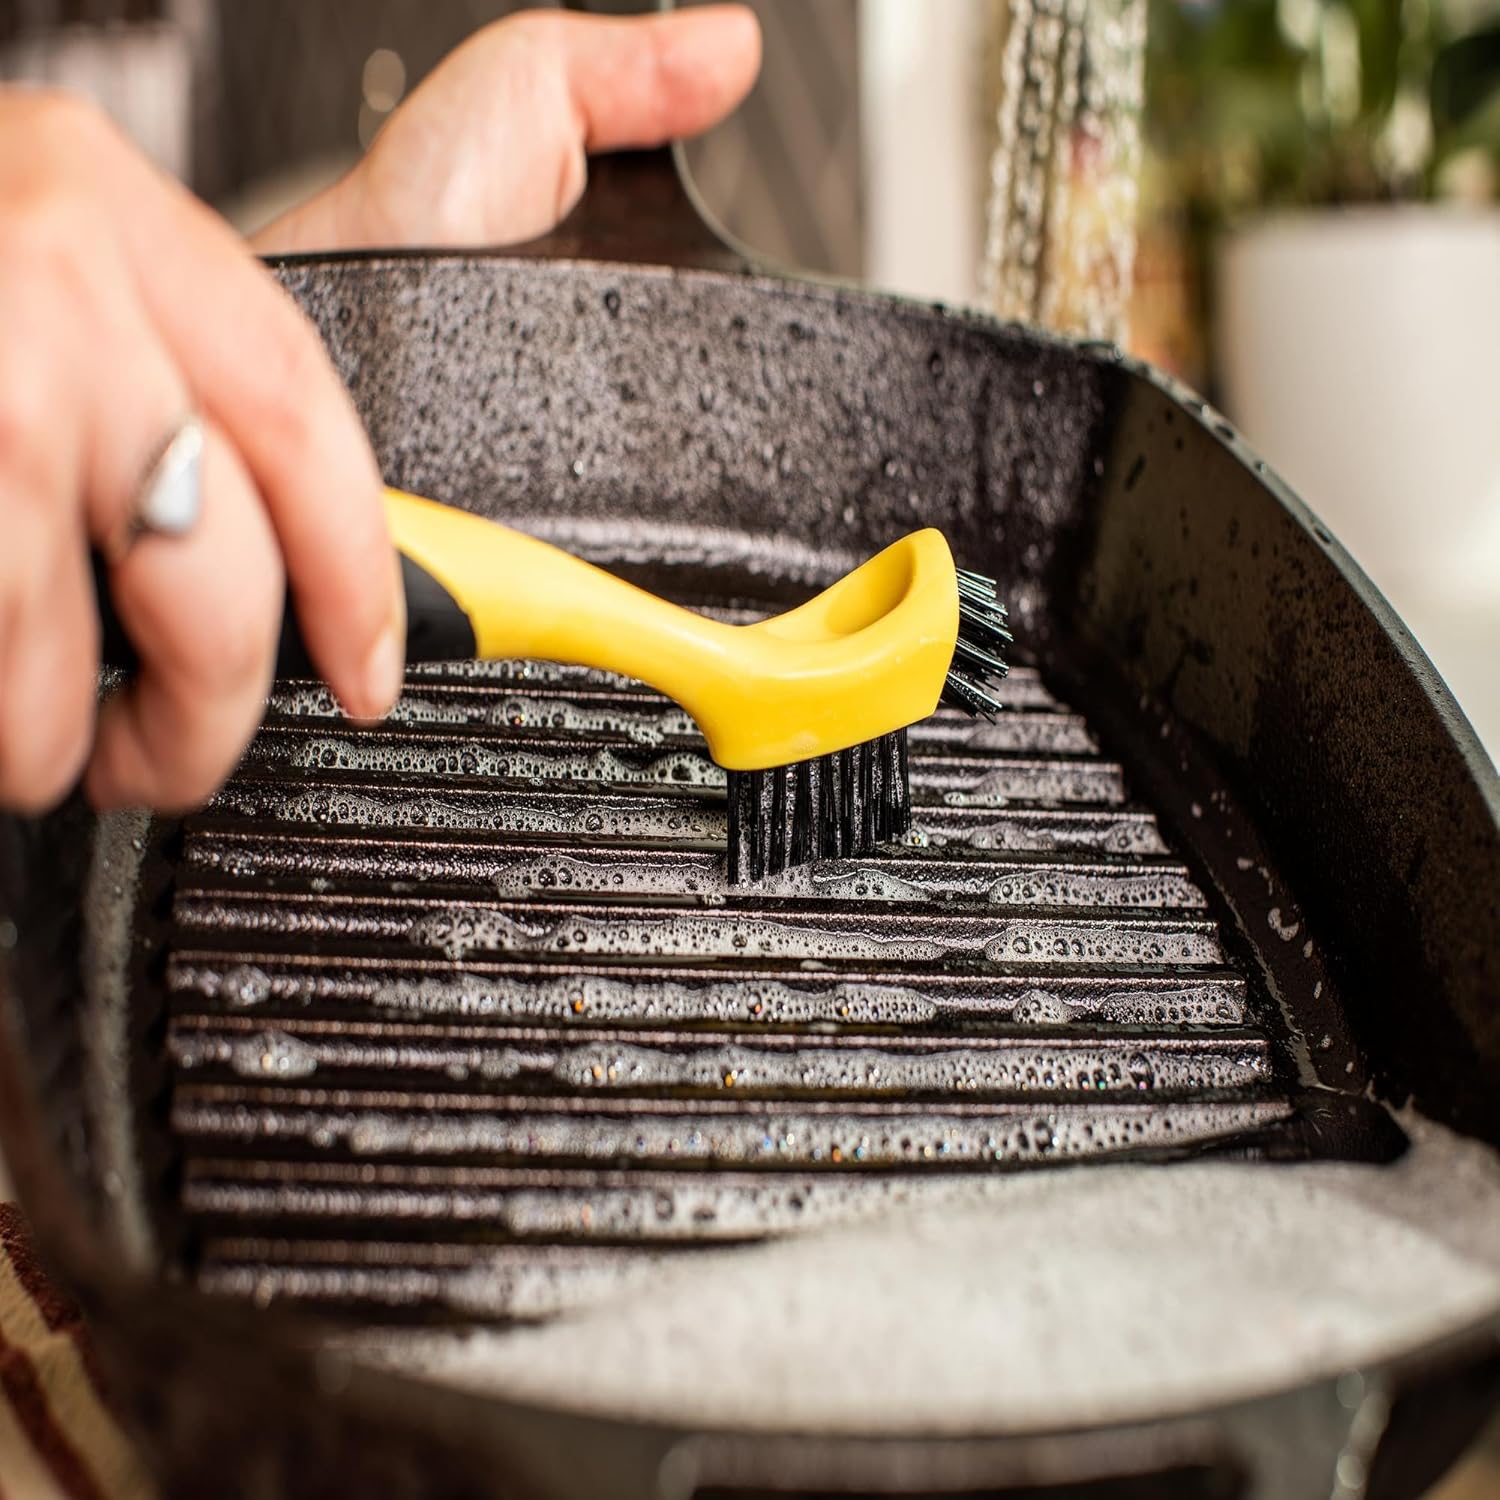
[[0, 90, 404, 814], [251, 5, 761, 253]]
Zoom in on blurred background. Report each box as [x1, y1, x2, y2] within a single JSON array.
[[0, 0, 1495, 761], [0, 1, 1497, 1493]]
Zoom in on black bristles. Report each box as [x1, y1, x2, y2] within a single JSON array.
[[727, 733, 912, 885], [942, 568, 1012, 719], [727, 567, 1009, 886]]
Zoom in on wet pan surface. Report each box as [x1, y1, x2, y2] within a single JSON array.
[[1, 250, 1496, 1499]]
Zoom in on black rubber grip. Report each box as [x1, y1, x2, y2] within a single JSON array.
[[93, 551, 479, 676]]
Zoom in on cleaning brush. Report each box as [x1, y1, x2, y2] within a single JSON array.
[[726, 564, 1009, 882], [95, 490, 1010, 884]]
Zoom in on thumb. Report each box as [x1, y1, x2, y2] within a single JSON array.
[[346, 6, 762, 250]]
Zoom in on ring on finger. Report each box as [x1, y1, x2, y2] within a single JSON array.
[[105, 415, 206, 564]]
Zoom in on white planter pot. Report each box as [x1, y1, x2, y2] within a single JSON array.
[[1217, 208, 1500, 756]]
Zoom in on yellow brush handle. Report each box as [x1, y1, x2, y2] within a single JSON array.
[[385, 489, 957, 771]]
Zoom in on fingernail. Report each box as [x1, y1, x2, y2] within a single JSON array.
[[362, 617, 405, 717], [360, 552, 408, 720]]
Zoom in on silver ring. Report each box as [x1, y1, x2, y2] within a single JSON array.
[[112, 417, 206, 561]]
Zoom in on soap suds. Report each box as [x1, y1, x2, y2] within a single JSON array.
[[349, 1113, 1500, 1435]]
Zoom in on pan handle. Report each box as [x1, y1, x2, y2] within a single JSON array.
[[506, 145, 746, 272], [505, 0, 749, 271]]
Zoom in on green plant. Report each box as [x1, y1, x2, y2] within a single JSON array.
[[1145, 0, 1500, 220]]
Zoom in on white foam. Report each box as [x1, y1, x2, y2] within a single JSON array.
[[177, 1098, 1274, 1168], [352, 1112, 1500, 1436], [518, 1038, 1257, 1096], [408, 907, 949, 963], [280, 734, 723, 789], [365, 975, 940, 1028]]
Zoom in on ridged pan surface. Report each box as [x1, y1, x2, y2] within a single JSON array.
[[110, 254, 1431, 1330], [1, 247, 1494, 1498], [156, 647, 1362, 1324]]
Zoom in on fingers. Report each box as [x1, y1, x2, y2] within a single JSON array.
[[15, 91, 402, 721], [107, 165, 403, 720], [77, 282, 284, 811], [314, 5, 762, 251], [24, 95, 401, 721], [0, 193, 104, 811], [542, 5, 764, 224], [553, 6, 763, 153], [87, 424, 284, 812], [0, 494, 97, 812], [22, 219, 290, 813], [0, 91, 402, 816]]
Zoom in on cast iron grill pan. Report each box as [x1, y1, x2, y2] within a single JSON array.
[[146, 641, 1397, 1325], [1, 180, 1493, 1494]]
